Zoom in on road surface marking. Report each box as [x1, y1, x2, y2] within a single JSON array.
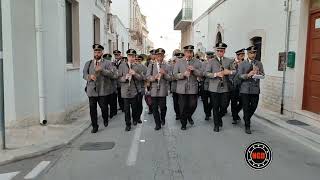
[[126, 108, 145, 166], [140, 139, 146, 142], [126, 124, 143, 166], [24, 161, 50, 179], [0, 172, 19, 180]]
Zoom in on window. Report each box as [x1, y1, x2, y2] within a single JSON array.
[[65, 0, 80, 66], [93, 15, 101, 44], [65, 0, 73, 64], [251, 36, 262, 61]]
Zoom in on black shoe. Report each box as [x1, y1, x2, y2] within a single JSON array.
[[213, 126, 219, 132], [181, 126, 187, 131], [188, 118, 194, 125], [245, 127, 252, 134], [103, 120, 109, 127], [137, 119, 142, 124], [91, 126, 99, 133], [125, 126, 131, 131], [232, 120, 238, 125], [205, 116, 210, 121], [154, 126, 161, 131], [133, 121, 138, 126], [148, 111, 153, 114], [161, 120, 165, 126]]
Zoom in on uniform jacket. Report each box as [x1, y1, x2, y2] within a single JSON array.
[[173, 57, 203, 95], [169, 64, 177, 93], [136, 63, 148, 94], [113, 58, 123, 88], [202, 60, 211, 91], [205, 57, 234, 93], [83, 59, 117, 97], [229, 59, 244, 91], [118, 62, 143, 98], [146, 61, 172, 97], [238, 59, 265, 94]]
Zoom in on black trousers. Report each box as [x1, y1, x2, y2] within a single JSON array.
[[230, 88, 242, 119], [178, 94, 198, 126], [210, 92, 230, 126], [89, 95, 110, 128], [241, 94, 259, 128], [137, 93, 143, 120], [172, 92, 180, 118], [202, 90, 212, 117], [152, 97, 167, 127], [123, 96, 139, 126], [110, 92, 118, 117], [117, 87, 124, 110]]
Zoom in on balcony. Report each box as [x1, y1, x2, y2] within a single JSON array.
[[174, 8, 192, 30]]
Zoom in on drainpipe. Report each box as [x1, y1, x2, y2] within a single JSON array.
[[281, 0, 292, 115], [0, 0, 6, 149], [35, 0, 47, 125]]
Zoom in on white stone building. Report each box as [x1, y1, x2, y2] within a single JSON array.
[[174, 0, 320, 123], [111, 0, 152, 54], [104, 0, 130, 54], [1, 0, 108, 127]]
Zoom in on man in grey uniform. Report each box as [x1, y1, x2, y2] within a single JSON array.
[[230, 48, 245, 124], [113, 50, 124, 112], [147, 48, 172, 130], [118, 49, 143, 131], [135, 55, 148, 122], [205, 43, 234, 132], [238, 46, 265, 134], [173, 45, 203, 130], [83, 44, 117, 133], [202, 51, 215, 121], [170, 54, 182, 120], [103, 53, 118, 119]]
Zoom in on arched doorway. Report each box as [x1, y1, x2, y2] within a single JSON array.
[[251, 36, 262, 61]]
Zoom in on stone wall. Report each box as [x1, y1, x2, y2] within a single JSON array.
[[260, 75, 283, 112]]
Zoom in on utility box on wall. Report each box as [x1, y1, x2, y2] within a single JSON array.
[[287, 51, 296, 68], [278, 51, 296, 71]]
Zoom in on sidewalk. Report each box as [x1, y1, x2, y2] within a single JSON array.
[[0, 105, 92, 166], [254, 107, 320, 153]]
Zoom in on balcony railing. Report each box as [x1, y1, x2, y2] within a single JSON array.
[[174, 8, 192, 30]]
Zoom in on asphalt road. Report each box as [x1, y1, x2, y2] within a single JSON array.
[[1, 96, 320, 180]]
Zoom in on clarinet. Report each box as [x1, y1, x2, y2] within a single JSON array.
[[217, 59, 224, 89], [157, 64, 162, 90], [128, 64, 132, 87], [186, 58, 191, 90]]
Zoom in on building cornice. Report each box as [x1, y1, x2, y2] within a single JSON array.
[[192, 0, 226, 25]]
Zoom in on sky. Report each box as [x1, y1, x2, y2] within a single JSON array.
[[137, 0, 182, 58]]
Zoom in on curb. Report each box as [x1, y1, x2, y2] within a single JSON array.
[[253, 112, 320, 154], [0, 120, 91, 166]]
